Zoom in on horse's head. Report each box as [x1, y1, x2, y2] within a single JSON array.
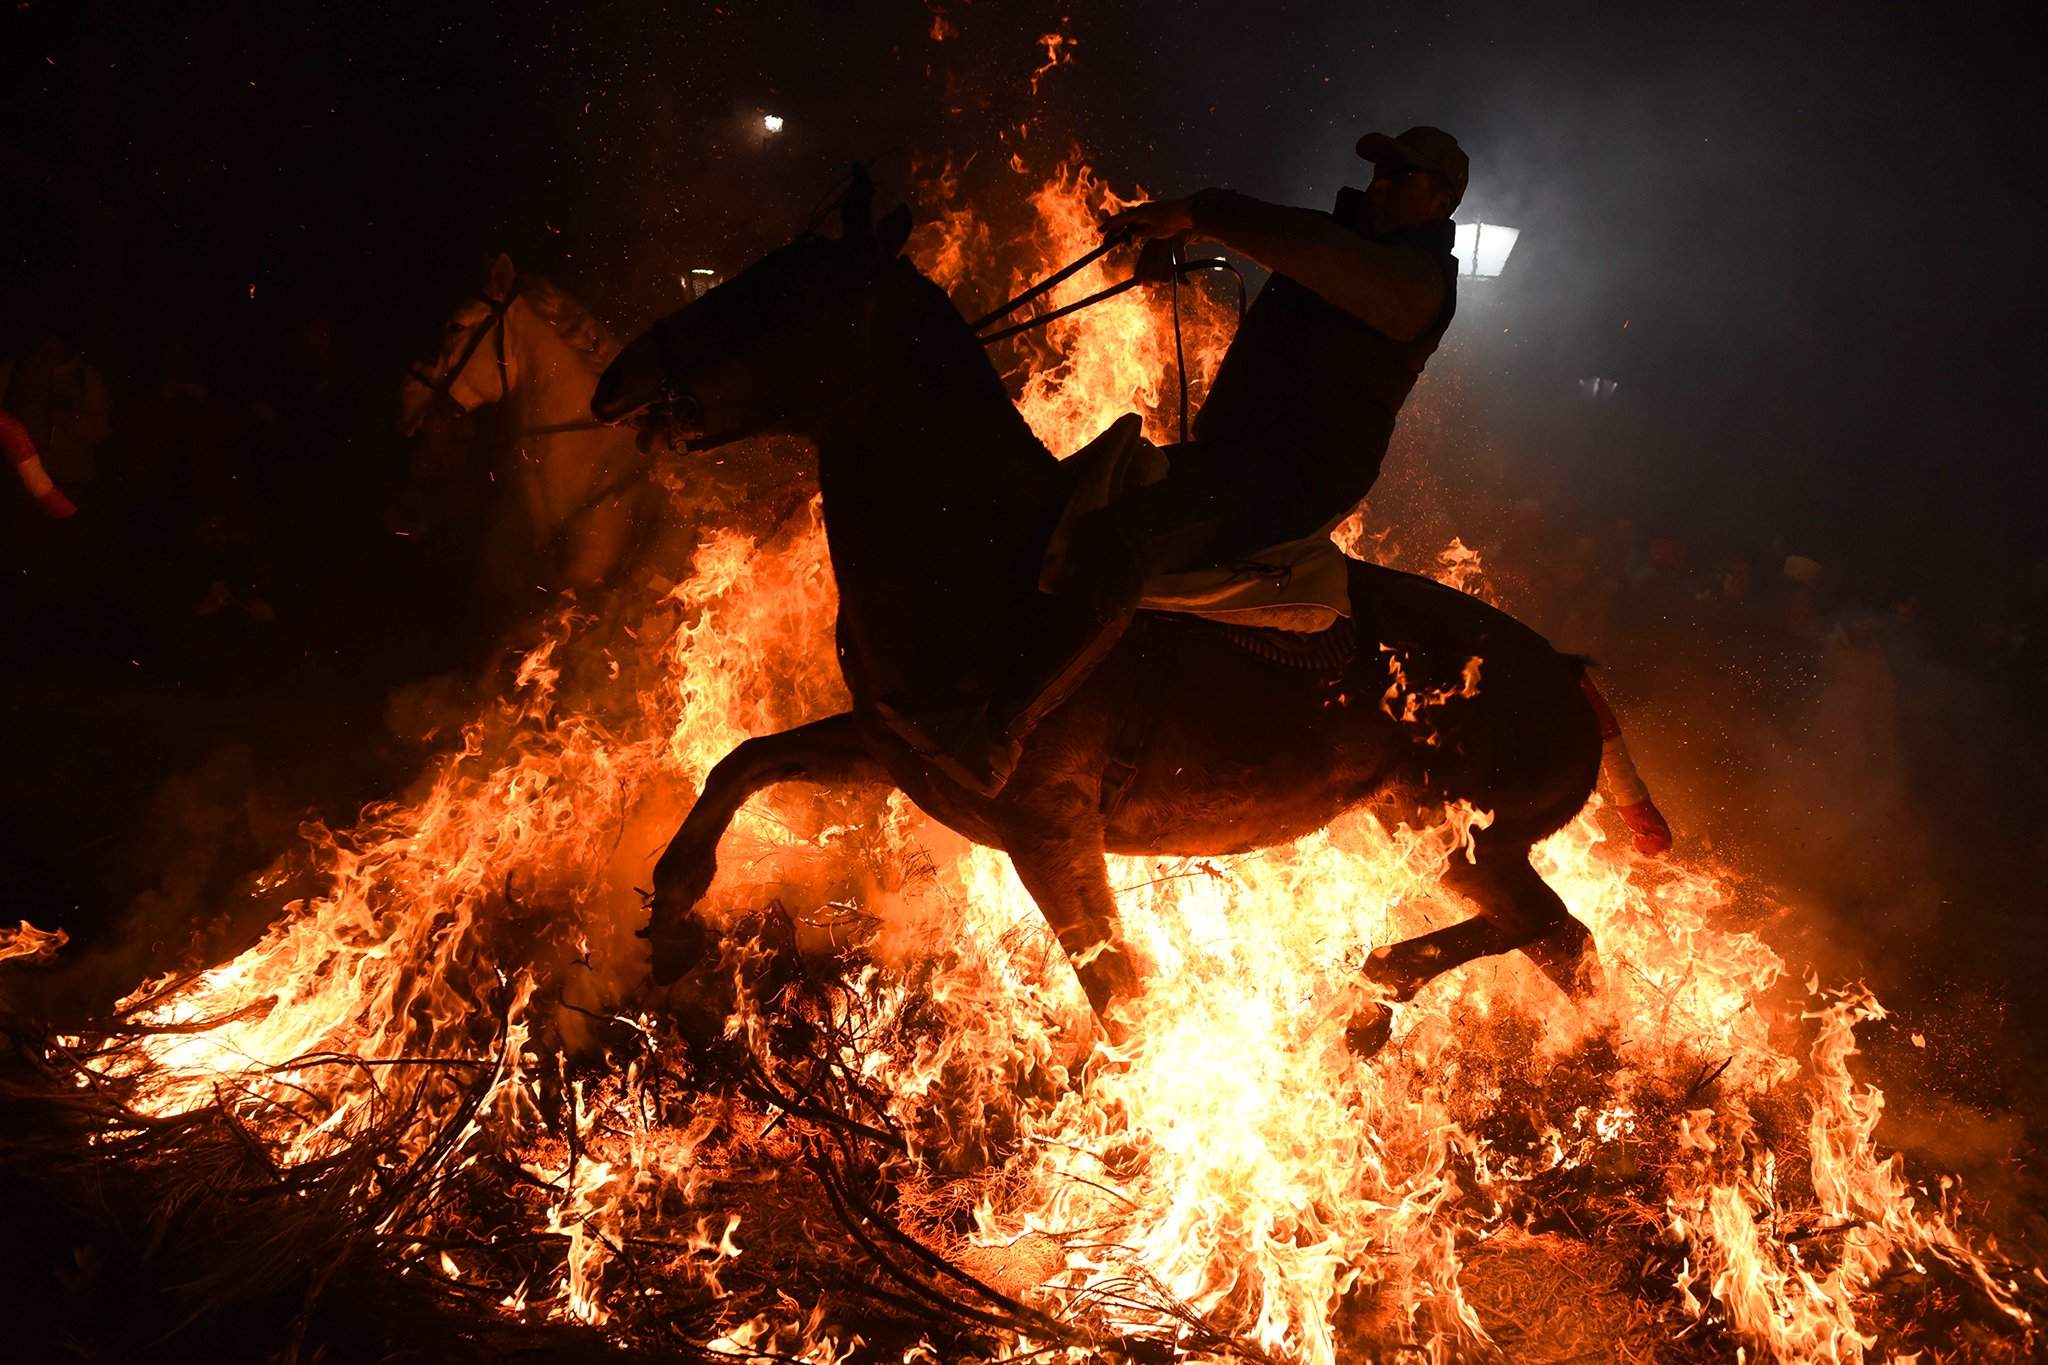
[[399, 252, 522, 437], [593, 172, 914, 451]]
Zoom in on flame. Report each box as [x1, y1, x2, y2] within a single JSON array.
[[20, 156, 2035, 1363], [1, 919, 67, 963], [1029, 25, 1075, 97], [917, 157, 1238, 455]]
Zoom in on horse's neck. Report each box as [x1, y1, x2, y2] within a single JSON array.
[[810, 273, 1065, 696], [506, 306, 601, 432], [500, 302, 642, 539], [818, 289, 1058, 553]]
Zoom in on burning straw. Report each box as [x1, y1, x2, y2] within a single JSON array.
[[3, 159, 2043, 1364]]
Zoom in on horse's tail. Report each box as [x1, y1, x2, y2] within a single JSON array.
[[1576, 667, 1674, 856]]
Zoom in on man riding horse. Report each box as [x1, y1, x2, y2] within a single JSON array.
[[879, 126, 1471, 797], [593, 143, 1664, 1051]]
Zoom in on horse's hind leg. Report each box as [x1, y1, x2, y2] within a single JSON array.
[[646, 712, 888, 981], [1351, 836, 1595, 1055]]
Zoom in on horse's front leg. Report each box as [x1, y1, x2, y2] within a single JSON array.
[[647, 711, 888, 981], [1000, 784, 1145, 1030]]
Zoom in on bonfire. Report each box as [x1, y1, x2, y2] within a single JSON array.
[[1, 156, 2039, 1365]]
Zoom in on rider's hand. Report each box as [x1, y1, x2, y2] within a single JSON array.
[[1103, 196, 1197, 242]]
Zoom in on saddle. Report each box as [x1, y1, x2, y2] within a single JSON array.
[[1039, 415, 1353, 632]]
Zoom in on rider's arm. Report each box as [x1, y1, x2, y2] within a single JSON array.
[[1187, 189, 1445, 342]]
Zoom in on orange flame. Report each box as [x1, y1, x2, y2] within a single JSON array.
[[29, 155, 2035, 1362]]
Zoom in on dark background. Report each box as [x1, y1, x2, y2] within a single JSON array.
[[3, 0, 2044, 1153], [7, 2, 2040, 567]]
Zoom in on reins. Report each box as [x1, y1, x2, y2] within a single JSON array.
[[972, 230, 1246, 443], [969, 229, 1136, 343]]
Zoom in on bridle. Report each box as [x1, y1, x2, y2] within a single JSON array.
[[408, 281, 521, 419], [407, 280, 610, 438], [632, 224, 1249, 449]]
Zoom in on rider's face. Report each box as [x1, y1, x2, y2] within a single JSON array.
[[1362, 164, 1453, 234]]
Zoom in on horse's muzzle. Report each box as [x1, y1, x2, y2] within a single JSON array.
[[593, 333, 670, 418], [595, 325, 716, 453]]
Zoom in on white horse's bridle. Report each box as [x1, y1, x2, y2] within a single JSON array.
[[409, 281, 520, 418]]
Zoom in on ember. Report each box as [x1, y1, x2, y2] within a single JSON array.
[[5, 160, 2040, 1365]]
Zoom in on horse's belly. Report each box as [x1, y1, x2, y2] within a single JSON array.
[[1103, 770, 1385, 856]]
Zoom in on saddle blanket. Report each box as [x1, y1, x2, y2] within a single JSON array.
[[1040, 414, 1353, 632]]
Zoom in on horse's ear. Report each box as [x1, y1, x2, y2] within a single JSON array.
[[871, 203, 913, 262], [483, 252, 516, 300], [840, 163, 874, 245]]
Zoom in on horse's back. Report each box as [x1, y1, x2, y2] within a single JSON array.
[[1345, 557, 1574, 678], [1342, 556, 1599, 834]]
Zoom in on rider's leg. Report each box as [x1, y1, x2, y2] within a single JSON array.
[[876, 450, 1240, 795], [939, 472, 1238, 793], [880, 444, 1323, 797], [980, 446, 1329, 745], [874, 509, 1156, 796]]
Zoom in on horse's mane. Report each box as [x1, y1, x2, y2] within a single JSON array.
[[517, 274, 621, 375]]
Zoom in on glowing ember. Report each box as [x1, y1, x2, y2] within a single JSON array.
[[13, 157, 2037, 1363]]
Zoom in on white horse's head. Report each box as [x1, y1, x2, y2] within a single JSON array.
[[399, 252, 522, 436]]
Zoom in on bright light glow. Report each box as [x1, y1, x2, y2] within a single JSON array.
[[762, 113, 785, 134], [1452, 220, 1521, 278]]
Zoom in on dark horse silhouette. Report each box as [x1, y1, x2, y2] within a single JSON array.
[[593, 181, 1603, 1054]]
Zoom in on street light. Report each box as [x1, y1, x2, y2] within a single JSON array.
[[1452, 221, 1520, 279]]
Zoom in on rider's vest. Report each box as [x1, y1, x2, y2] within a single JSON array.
[[1194, 195, 1457, 509]]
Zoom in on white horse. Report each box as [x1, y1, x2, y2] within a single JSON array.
[[400, 253, 658, 592]]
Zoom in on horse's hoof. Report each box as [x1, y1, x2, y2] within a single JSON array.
[[1362, 945, 1425, 1002], [1345, 1003, 1395, 1059]]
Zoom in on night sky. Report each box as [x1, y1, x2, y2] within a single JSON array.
[[6, 1, 2041, 577]]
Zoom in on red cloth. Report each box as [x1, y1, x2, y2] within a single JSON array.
[[2, 409, 77, 518]]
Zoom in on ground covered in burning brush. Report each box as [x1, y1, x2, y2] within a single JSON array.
[[3, 490, 2044, 1364]]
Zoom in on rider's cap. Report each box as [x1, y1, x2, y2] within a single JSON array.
[[1356, 126, 1469, 208]]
